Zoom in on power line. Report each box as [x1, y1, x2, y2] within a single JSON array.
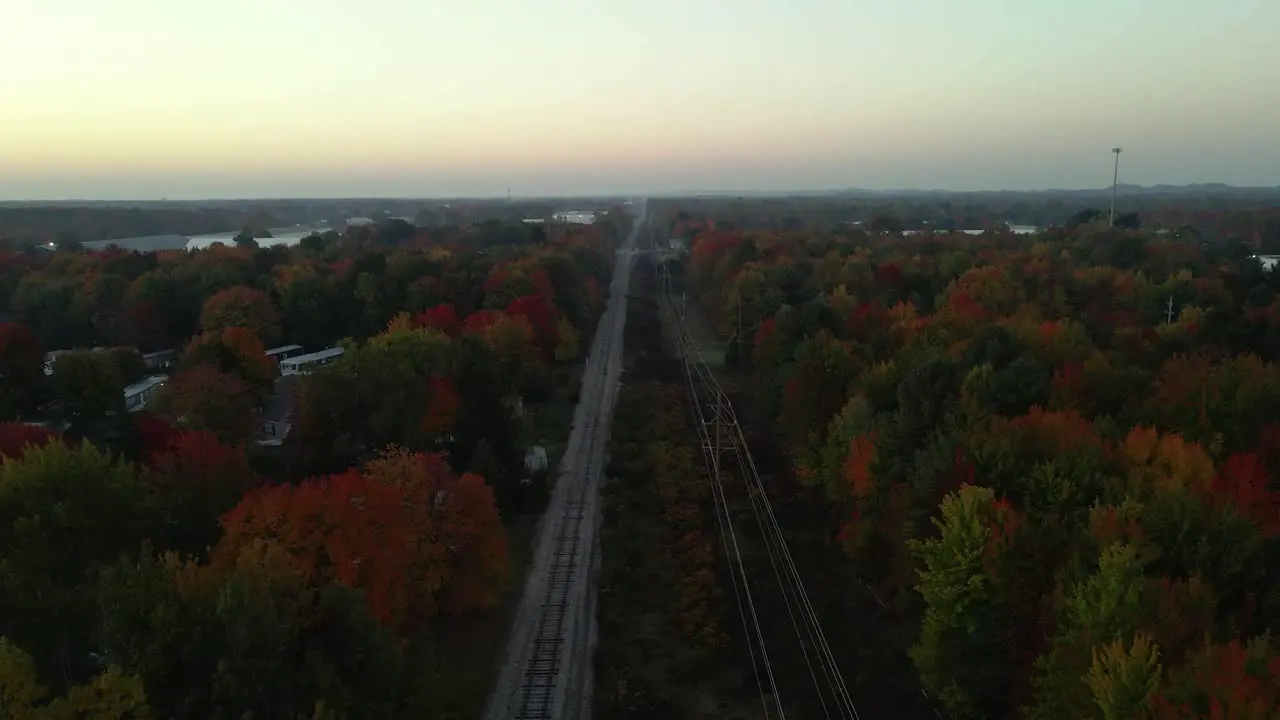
[[659, 259, 861, 719], [674, 291, 783, 719]]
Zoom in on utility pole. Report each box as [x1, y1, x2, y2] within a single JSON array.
[[1109, 147, 1123, 227]]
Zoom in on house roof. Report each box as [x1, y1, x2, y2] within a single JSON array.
[[264, 344, 305, 356], [82, 234, 192, 253], [124, 375, 167, 396], [283, 347, 345, 365]]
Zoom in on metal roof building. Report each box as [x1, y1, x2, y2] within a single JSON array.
[[82, 234, 192, 253]]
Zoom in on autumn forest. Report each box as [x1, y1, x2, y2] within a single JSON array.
[[650, 198, 1280, 719], [0, 214, 619, 718], [3, 193, 1280, 719]]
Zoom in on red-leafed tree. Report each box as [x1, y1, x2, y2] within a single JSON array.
[[413, 303, 461, 337], [200, 286, 282, 348], [144, 430, 258, 556], [0, 321, 46, 420], [218, 448, 508, 634], [0, 422, 61, 461], [421, 375, 461, 438], [506, 294, 560, 357], [135, 413, 180, 458], [1211, 453, 1280, 537]]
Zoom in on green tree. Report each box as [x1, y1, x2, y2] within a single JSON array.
[[1029, 543, 1147, 719], [233, 228, 259, 249], [50, 350, 129, 450], [909, 485, 1019, 719], [289, 342, 426, 475], [0, 441, 150, 685], [1087, 633, 1162, 720], [97, 545, 405, 719]]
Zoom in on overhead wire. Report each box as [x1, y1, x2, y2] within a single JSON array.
[[672, 288, 783, 719], [660, 259, 863, 720]]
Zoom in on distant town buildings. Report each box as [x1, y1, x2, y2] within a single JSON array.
[[551, 211, 597, 224]]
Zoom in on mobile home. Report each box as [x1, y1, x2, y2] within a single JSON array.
[[279, 347, 345, 376], [124, 375, 167, 412], [264, 344, 305, 363]]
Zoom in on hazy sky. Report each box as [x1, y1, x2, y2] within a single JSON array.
[[2, 0, 1277, 199]]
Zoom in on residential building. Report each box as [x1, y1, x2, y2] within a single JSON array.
[[264, 344, 305, 363], [124, 376, 167, 412], [279, 347, 345, 375]]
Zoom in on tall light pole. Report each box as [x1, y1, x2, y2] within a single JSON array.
[[1109, 147, 1123, 227]]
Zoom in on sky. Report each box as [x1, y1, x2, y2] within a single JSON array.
[[2, 0, 1278, 200]]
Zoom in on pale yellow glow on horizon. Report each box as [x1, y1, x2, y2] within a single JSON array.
[[2, 0, 1278, 197]]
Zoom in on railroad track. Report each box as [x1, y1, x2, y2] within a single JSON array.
[[488, 206, 640, 720], [512, 313, 614, 719]]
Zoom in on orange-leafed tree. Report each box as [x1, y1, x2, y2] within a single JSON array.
[[216, 470, 418, 632], [145, 430, 258, 556], [151, 365, 259, 445], [180, 326, 276, 396], [1120, 427, 1216, 498], [362, 448, 509, 617], [200, 286, 282, 348]]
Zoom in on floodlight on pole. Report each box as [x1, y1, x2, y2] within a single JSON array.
[[1109, 147, 1123, 227]]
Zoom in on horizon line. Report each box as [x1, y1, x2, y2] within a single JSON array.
[[6, 181, 1280, 204]]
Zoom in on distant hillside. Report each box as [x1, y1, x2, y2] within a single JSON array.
[[665, 184, 1280, 200]]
